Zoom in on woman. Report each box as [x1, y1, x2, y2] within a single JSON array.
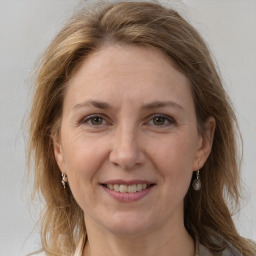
[[28, 1, 256, 256]]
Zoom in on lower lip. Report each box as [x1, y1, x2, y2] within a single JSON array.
[[102, 185, 155, 202]]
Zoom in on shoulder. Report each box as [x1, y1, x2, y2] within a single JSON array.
[[199, 242, 242, 256], [30, 236, 85, 256], [221, 239, 243, 256], [198, 234, 243, 256]]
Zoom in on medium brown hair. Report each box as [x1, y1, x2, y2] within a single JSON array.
[[28, 1, 256, 255]]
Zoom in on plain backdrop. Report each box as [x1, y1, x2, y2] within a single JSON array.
[[0, 1, 255, 255]]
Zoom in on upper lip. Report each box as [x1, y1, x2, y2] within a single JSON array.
[[101, 179, 155, 185]]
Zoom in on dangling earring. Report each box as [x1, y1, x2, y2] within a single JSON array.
[[61, 173, 68, 189], [192, 170, 201, 191]]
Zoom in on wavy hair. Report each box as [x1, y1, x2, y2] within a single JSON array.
[[27, 1, 256, 255]]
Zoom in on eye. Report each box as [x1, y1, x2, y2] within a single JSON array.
[[79, 114, 107, 126], [89, 116, 104, 125], [152, 116, 166, 125], [148, 114, 175, 127]]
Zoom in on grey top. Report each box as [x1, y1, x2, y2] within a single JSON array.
[[195, 233, 242, 256], [198, 242, 242, 256]]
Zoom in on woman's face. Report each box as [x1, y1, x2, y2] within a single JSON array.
[[54, 44, 213, 237]]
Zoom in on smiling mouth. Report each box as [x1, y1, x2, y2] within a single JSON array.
[[101, 184, 155, 193]]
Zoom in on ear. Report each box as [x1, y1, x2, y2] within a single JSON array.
[[52, 134, 67, 174], [193, 117, 216, 170]]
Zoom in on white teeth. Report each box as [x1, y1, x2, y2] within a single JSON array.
[[137, 184, 143, 191], [119, 184, 128, 193], [113, 184, 119, 192], [106, 184, 150, 193], [128, 184, 137, 193]]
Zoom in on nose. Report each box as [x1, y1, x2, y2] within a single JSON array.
[[109, 124, 145, 170]]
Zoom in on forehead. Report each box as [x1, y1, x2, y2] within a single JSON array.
[[70, 44, 186, 82], [64, 44, 193, 109]]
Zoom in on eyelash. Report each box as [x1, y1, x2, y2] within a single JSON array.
[[78, 114, 175, 128], [147, 114, 175, 127], [78, 114, 108, 127]]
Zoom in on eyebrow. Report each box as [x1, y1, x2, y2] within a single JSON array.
[[73, 100, 184, 111], [142, 101, 184, 111], [73, 100, 112, 110]]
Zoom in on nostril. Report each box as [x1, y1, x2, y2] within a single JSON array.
[[109, 141, 144, 169]]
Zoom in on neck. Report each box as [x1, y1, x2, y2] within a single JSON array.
[[83, 217, 194, 256]]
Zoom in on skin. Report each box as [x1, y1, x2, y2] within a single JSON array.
[[53, 44, 215, 256]]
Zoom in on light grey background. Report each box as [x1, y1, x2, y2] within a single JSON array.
[[0, 1, 255, 255]]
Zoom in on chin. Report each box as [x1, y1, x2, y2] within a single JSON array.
[[101, 213, 155, 237]]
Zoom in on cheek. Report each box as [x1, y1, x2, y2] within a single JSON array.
[[152, 134, 196, 170], [61, 133, 108, 200], [150, 134, 196, 189], [63, 148, 106, 214], [61, 129, 106, 171]]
